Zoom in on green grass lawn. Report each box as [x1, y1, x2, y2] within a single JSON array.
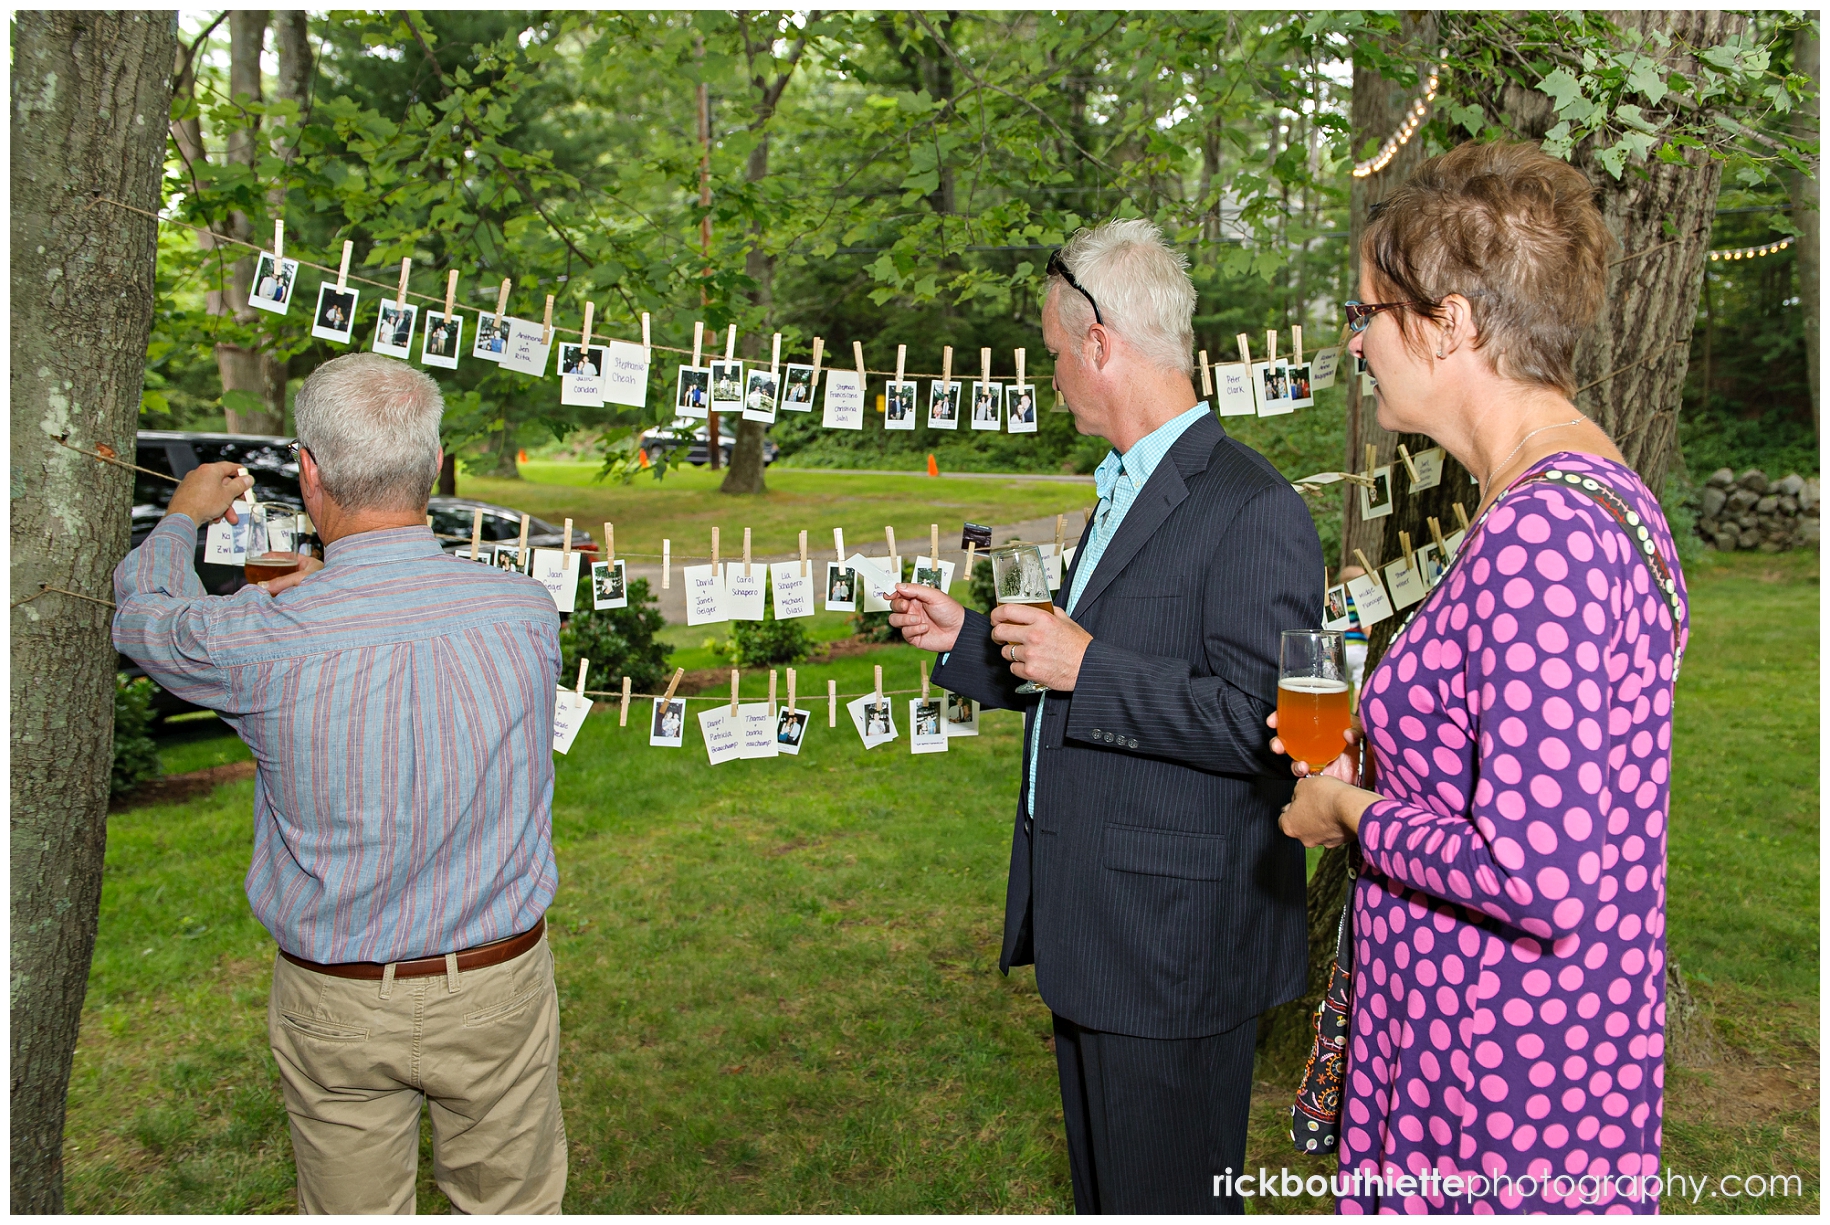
[[65, 552, 1817, 1212]]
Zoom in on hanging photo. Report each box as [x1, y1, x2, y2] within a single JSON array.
[[603, 340, 650, 409], [847, 692, 898, 750], [1322, 583, 1353, 632], [421, 310, 465, 370], [1359, 465, 1395, 520], [884, 380, 918, 431], [551, 689, 592, 755], [204, 515, 249, 564], [1216, 361, 1256, 417], [1443, 528, 1467, 562], [492, 544, 527, 573], [683, 563, 727, 626], [473, 314, 512, 362], [944, 691, 979, 737], [738, 703, 778, 759], [823, 561, 857, 612], [499, 317, 553, 378], [311, 284, 359, 344], [699, 706, 742, 765], [710, 360, 745, 414], [774, 706, 811, 755], [1414, 542, 1446, 590], [1309, 346, 1341, 390], [851, 554, 900, 612], [649, 697, 687, 748], [743, 368, 779, 424], [1345, 569, 1394, 629], [1254, 359, 1294, 417], [926, 380, 961, 430], [1356, 354, 1375, 393], [1407, 447, 1445, 492], [559, 343, 608, 407], [822, 369, 864, 430], [780, 363, 817, 412], [1286, 361, 1314, 409], [1007, 384, 1039, 434], [722, 563, 766, 621], [676, 366, 711, 419], [372, 300, 418, 358], [247, 252, 300, 315], [591, 559, 628, 610], [912, 555, 955, 594], [970, 381, 1003, 431], [909, 698, 948, 754], [530, 549, 581, 613], [1383, 557, 1427, 610], [768, 560, 816, 619]]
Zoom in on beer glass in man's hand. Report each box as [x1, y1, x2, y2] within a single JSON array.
[[244, 503, 304, 585], [990, 543, 1055, 694], [1271, 630, 1355, 776]]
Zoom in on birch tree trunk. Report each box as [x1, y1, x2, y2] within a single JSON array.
[[11, 11, 176, 1210], [1789, 24, 1820, 443]]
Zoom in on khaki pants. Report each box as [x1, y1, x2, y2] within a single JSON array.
[[268, 935, 567, 1214]]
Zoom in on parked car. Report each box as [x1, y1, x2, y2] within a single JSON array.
[[638, 418, 779, 468], [427, 497, 596, 560]]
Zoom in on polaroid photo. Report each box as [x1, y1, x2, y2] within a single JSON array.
[[591, 559, 628, 610], [551, 689, 593, 755], [683, 563, 727, 626], [372, 300, 419, 358], [710, 360, 745, 414], [775, 706, 811, 755], [847, 692, 898, 750], [603, 341, 650, 409], [722, 563, 766, 621], [824, 561, 857, 612], [472, 313, 512, 362], [420, 310, 465, 370], [961, 522, 993, 550], [1443, 528, 1467, 562], [912, 555, 955, 594], [698, 705, 742, 765], [822, 369, 865, 430], [559, 342, 608, 407], [531, 548, 581, 613], [884, 380, 918, 431], [1346, 569, 1394, 629], [909, 698, 948, 754], [1357, 354, 1376, 394], [768, 560, 817, 620], [676, 366, 712, 419], [204, 514, 249, 564], [493, 544, 527, 574], [1309, 346, 1341, 390], [650, 697, 687, 748], [742, 368, 779, 424], [926, 380, 961, 430], [1322, 583, 1354, 632], [1384, 557, 1428, 610], [850, 553, 901, 612], [970, 381, 1003, 431], [1007, 385, 1039, 434], [1040, 544, 1064, 592], [1359, 465, 1395, 520], [779, 363, 817, 412], [944, 691, 979, 737], [247, 252, 300, 316], [1254, 359, 1294, 417], [499, 317, 554, 378], [311, 284, 359, 344], [1414, 542, 1446, 590], [1407, 447, 1445, 492], [1286, 362, 1315, 409], [1215, 361, 1256, 417], [738, 702, 779, 759]]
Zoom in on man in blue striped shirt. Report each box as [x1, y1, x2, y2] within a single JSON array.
[[113, 354, 566, 1213]]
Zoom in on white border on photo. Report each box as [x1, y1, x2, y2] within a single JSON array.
[[912, 556, 955, 595], [603, 340, 650, 409], [779, 363, 817, 412], [499, 317, 553, 378], [1407, 447, 1445, 492], [1346, 570, 1394, 629], [1359, 465, 1395, 520], [559, 342, 608, 407], [473, 313, 512, 362], [823, 561, 857, 611], [311, 284, 359, 343], [421, 310, 465, 370], [683, 563, 727, 626], [774, 706, 811, 755], [1286, 362, 1315, 409], [592, 559, 628, 610], [742, 368, 779, 423], [850, 553, 900, 612], [1007, 384, 1039, 434], [1357, 354, 1375, 394], [909, 698, 948, 754], [884, 380, 918, 431], [650, 697, 686, 748], [492, 544, 527, 573], [1309, 346, 1341, 390], [1254, 359, 1294, 417], [738, 702, 779, 759], [373, 300, 419, 358], [699, 705, 742, 765], [1384, 557, 1427, 610], [676, 365, 712, 419], [943, 691, 979, 737], [1321, 583, 1353, 632], [847, 692, 898, 749], [1041, 544, 1064, 592], [769, 560, 817, 619], [822, 369, 864, 429], [969, 381, 1003, 431], [247, 253, 300, 315], [552, 689, 592, 755], [1215, 361, 1256, 416], [204, 516, 249, 563], [926, 380, 961, 430], [1414, 542, 1446, 590], [722, 562, 766, 621], [531, 548, 581, 613], [1443, 529, 1466, 562], [709, 360, 745, 413]]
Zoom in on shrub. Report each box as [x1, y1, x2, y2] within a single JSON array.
[[729, 602, 813, 667], [561, 575, 670, 695], [849, 557, 912, 642], [112, 674, 160, 797]]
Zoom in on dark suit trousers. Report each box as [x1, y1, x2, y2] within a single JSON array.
[[1052, 1012, 1257, 1214]]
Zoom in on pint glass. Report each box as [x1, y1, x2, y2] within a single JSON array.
[[1278, 630, 1352, 771], [989, 542, 1054, 695], [244, 503, 303, 584]]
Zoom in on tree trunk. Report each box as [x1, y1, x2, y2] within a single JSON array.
[[720, 130, 774, 496], [10, 11, 176, 1211], [213, 10, 284, 435], [1789, 23, 1820, 443], [438, 452, 458, 497]]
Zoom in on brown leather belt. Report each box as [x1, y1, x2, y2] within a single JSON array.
[[280, 917, 545, 980]]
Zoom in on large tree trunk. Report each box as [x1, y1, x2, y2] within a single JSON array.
[[213, 9, 285, 436], [720, 135, 773, 496], [10, 11, 176, 1211], [1789, 23, 1820, 443]]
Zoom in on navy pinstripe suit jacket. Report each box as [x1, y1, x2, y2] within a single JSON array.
[[932, 411, 1321, 1039]]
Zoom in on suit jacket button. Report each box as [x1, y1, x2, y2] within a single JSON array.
[[1091, 728, 1101, 737], [1128, 738, 1138, 748], [1104, 732, 1115, 743]]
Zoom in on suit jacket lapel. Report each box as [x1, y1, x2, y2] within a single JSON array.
[[1070, 413, 1224, 618]]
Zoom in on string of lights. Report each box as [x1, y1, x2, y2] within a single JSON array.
[[1708, 236, 1794, 262], [1352, 52, 1448, 179]]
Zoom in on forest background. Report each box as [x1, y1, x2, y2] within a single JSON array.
[[145, 9, 1817, 566]]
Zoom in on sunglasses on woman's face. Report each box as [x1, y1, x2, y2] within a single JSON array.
[[1343, 299, 1425, 332]]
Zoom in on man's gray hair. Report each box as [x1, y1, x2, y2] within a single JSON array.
[[1050, 218, 1196, 377], [293, 353, 444, 512]]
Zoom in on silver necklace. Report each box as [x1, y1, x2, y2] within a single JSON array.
[[1480, 416, 1585, 486]]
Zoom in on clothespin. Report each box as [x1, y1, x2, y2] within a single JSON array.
[[769, 669, 778, 715], [562, 518, 574, 563], [941, 345, 953, 387], [742, 527, 752, 579], [852, 340, 866, 384], [541, 295, 555, 345], [874, 664, 884, 701], [641, 312, 651, 357], [619, 676, 632, 726], [1397, 443, 1420, 483], [730, 669, 740, 715], [1399, 530, 1415, 572], [965, 540, 976, 578], [980, 346, 991, 385], [1016, 348, 1026, 387], [575, 659, 590, 697], [692, 320, 705, 367], [1292, 325, 1304, 367], [884, 526, 897, 565], [1198, 349, 1213, 396], [930, 524, 940, 570], [1453, 502, 1471, 532], [336, 240, 353, 290], [396, 258, 411, 308], [1364, 443, 1378, 479], [603, 522, 615, 565], [788, 668, 797, 716], [1055, 514, 1065, 556], [469, 507, 484, 561], [799, 529, 809, 578], [517, 513, 530, 560], [828, 679, 838, 727], [663, 538, 671, 589], [711, 527, 720, 573], [1266, 330, 1278, 364], [770, 332, 781, 380], [920, 659, 930, 701], [444, 269, 459, 321], [895, 344, 907, 384], [1429, 516, 1450, 560], [1354, 548, 1379, 577], [580, 301, 595, 354], [1237, 332, 1251, 367], [833, 527, 845, 565], [724, 324, 737, 363], [662, 667, 685, 707], [1083, 506, 1093, 528], [493, 278, 511, 328], [273, 219, 284, 261], [427, 513, 434, 528]]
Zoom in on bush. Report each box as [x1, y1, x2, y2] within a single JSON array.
[[112, 674, 160, 797], [561, 575, 670, 695], [967, 557, 995, 613], [849, 557, 913, 642], [728, 602, 813, 667]]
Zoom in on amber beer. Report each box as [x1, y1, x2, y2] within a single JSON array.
[[1276, 676, 1353, 770], [245, 553, 302, 584]]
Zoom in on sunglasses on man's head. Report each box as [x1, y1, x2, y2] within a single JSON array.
[[1343, 299, 1427, 332], [1047, 249, 1103, 326]]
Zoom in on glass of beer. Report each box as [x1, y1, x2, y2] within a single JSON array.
[[244, 504, 303, 585], [1278, 630, 1352, 771], [990, 542, 1055, 695]]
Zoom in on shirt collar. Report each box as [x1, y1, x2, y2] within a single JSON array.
[[1095, 400, 1212, 504], [323, 524, 448, 567]]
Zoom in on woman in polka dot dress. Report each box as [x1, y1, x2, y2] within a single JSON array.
[[1272, 142, 1688, 1214]]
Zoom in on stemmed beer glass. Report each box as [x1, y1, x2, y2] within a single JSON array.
[[990, 543, 1054, 695], [1277, 630, 1352, 771]]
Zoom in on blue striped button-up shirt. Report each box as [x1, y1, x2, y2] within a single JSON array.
[[113, 518, 562, 963]]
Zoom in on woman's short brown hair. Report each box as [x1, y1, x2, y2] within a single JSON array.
[[1361, 140, 1613, 396]]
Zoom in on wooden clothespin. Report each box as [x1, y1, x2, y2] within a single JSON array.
[[619, 676, 632, 726], [895, 344, 907, 384], [828, 679, 838, 727], [603, 522, 615, 565], [788, 668, 797, 716], [562, 518, 574, 563], [575, 659, 590, 697], [769, 669, 778, 714], [662, 538, 671, 589], [580, 301, 595, 354], [730, 669, 740, 715], [799, 529, 809, 578], [852, 340, 866, 384], [396, 257, 411, 308], [1364, 442, 1378, 479], [884, 525, 897, 566], [1198, 349, 1213, 396], [833, 527, 845, 565], [1083, 505, 1093, 528], [662, 667, 684, 707], [1353, 547, 1379, 577], [1292, 325, 1304, 367], [742, 527, 752, 579], [770, 332, 781, 380], [517, 513, 530, 561], [724, 324, 737, 363], [493, 278, 511, 328], [336, 240, 353, 290], [1015, 348, 1026, 387], [1399, 530, 1415, 572], [711, 527, 720, 573], [1428, 516, 1450, 560], [810, 337, 824, 383], [641, 312, 651, 357], [443, 269, 459, 321], [1453, 502, 1471, 532], [980, 346, 992, 385], [874, 664, 884, 701], [1396, 443, 1420, 483], [1237, 332, 1251, 367], [469, 507, 484, 561], [920, 659, 930, 701], [427, 513, 434, 529], [692, 320, 705, 367], [273, 218, 284, 261], [941, 345, 953, 387], [541, 294, 555, 345], [1054, 514, 1065, 556], [930, 524, 940, 569], [1266, 329, 1278, 364]]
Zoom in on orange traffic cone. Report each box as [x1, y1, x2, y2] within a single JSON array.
[[639, 448, 651, 469], [517, 448, 528, 464], [926, 453, 939, 478]]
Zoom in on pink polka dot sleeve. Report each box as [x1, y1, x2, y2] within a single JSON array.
[[1354, 482, 1677, 944]]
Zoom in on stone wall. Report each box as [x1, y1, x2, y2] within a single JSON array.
[[1695, 468, 1820, 552]]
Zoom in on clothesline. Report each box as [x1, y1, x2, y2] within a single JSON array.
[[583, 686, 932, 703]]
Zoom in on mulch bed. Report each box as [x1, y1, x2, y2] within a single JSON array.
[[109, 761, 257, 812]]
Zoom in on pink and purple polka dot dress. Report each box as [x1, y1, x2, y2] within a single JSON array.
[[1342, 453, 1689, 1214]]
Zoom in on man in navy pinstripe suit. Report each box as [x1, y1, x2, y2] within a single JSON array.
[[891, 220, 1321, 1214]]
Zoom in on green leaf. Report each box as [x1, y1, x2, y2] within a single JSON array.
[[220, 389, 264, 417], [1625, 59, 1668, 106], [1537, 67, 1584, 113]]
